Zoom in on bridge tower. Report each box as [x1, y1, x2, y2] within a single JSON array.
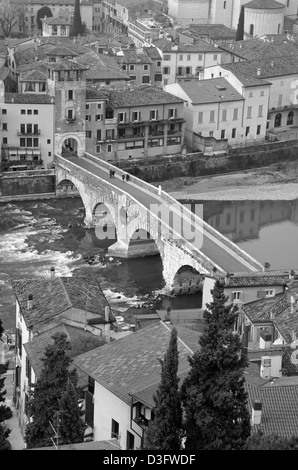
[[46, 59, 89, 157]]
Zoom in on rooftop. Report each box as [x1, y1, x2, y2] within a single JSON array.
[[46, 58, 89, 71], [143, 47, 162, 60], [4, 93, 53, 104], [115, 50, 152, 65], [225, 270, 291, 287], [187, 23, 237, 39], [11, 276, 111, 328], [152, 38, 220, 53], [41, 16, 71, 26], [44, 46, 78, 57], [219, 36, 298, 61], [73, 51, 129, 81], [244, 0, 285, 9], [108, 84, 185, 107], [74, 321, 201, 405], [177, 78, 244, 104]]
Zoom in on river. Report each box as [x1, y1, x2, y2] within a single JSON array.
[[1, 196, 298, 335]]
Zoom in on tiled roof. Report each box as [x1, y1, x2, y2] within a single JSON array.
[[143, 47, 162, 60], [44, 46, 78, 56], [219, 36, 298, 61], [14, 43, 57, 66], [4, 93, 53, 104], [226, 271, 290, 287], [153, 38, 219, 53], [19, 69, 47, 82], [86, 88, 108, 101], [74, 321, 201, 405], [11, 276, 111, 328], [187, 23, 237, 39], [115, 50, 152, 65], [221, 59, 290, 86], [46, 58, 89, 71], [246, 382, 298, 438], [243, 293, 288, 323], [108, 84, 185, 107], [73, 51, 129, 81], [178, 78, 244, 104], [41, 16, 71, 25], [244, 0, 285, 8]]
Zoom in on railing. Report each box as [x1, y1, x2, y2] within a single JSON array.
[[105, 117, 117, 125], [17, 130, 40, 136]]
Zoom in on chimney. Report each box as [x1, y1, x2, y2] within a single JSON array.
[[292, 330, 297, 342], [257, 68, 261, 76], [27, 294, 33, 310], [270, 61, 274, 68], [225, 273, 230, 286], [104, 306, 110, 322], [289, 269, 295, 281], [50, 266, 55, 278], [251, 400, 262, 425], [104, 306, 110, 342]]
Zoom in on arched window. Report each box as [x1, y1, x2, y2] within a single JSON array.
[[250, 24, 254, 36], [287, 111, 294, 125], [274, 113, 282, 127]]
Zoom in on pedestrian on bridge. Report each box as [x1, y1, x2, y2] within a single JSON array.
[[109, 169, 112, 178], [122, 174, 125, 181], [125, 174, 130, 182]]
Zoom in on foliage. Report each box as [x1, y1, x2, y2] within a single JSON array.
[[36, 6, 53, 30], [143, 327, 182, 450], [181, 280, 251, 450], [59, 378, 85, 445], [24, 333, 79, 449], [244, 431, 298, 450], [235, 6, 244, 41], [0, 319, 12, 450], [70, 333, 104, 358], [0, 0, 21, 37], [72, 0, 84, 37]]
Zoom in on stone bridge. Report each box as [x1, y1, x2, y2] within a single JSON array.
[[55, 152, 264, 297]]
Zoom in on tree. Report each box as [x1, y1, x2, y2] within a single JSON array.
[[143, 327, 182, 450], [0, 319, 12, 450], [0, 0, 21, 38], [72, 0, 83, 37], [236, 6, 244, 41], [58, 378, 85, 445], [181, 279, 251, 450], [36, 6, 53, 30], [244, 431, 298, 450], [25, 333, 79, 449]]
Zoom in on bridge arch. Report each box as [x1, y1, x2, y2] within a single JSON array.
[[127, 228, 161, 258], [56, 133, 85, 157], [92, 200, 117, 242], [171, 265, 204, 295]]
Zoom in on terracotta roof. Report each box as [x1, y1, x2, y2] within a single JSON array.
[[44, 46, 78, 57], [219, 36, 298, 61], [143, 47, 162, 60], [177, 78, 244, 104], [74, 321, 201, 405], [41, 16, 71, 25], [244, 0, 285, 9], [115, 50, 152, 65], [226, 271, 290, 287], [108, 84, 185, 107], [19, 69, 47, 82], [4, 93, 53, 104], [11, 276, 111, 328], [187, 23, 237, 39], [73, 52, 129, 81], [243, 293, 288, 323], [246, 381, 298, 438], [31, 439, 121, 450], [153, 38, 219, 53], [221, 59, 288, 86], [46, 58, 89, 71], [86, 88, 108, 101]]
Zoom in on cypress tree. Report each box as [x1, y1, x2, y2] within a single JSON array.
[[181, 280, 251, 450], [236, 6, 244, 41], [25, 333, 79, 449], [59, 378, 85, 445], [72, 0, 83, 37], [143, 327, 182, 450], [0, 319, 12, 450]]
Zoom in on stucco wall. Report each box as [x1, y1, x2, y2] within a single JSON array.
[[1, 170, 55, 196]]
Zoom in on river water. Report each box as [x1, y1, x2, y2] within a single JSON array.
[[1, 196, 298, 334]]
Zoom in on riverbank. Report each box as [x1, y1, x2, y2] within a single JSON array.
[[160, 161, 298, 201]]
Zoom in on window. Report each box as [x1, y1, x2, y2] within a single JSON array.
[[163, 54, 171, 61], [20, 137, 26, 147], [260, 90, 265, 97], [232, 128, 236, 138], [250, 24, 254, 36], [150, 109, 158, 120], [111, 419, 119, 439], [223, 0, 226, 8], [278, 94, 282, 106], [210, 110, 215, 123], [96, 130, 102, 141], [154, 73, 162, 82], [258, 105, 263, 117], [187, 54, 191, 61], [1, 109, 7, 115], [266, 289, 275, 297], [118, 112, 126, 123], [246, 126, 250, 137], [106, 129, 114, 140], [67, 109, 73, 119], [163, 67, 170, 74], [95, 114, 102, 121], [86, 115, 91, 121], [132, 111, 141, 122], [27, 110, 32, 115], [287, 111, 294, 125], [2, 123, 7, 130], [97, 103, 102, 109], [213, 54, 217, 60], [86, 130, 92, 138], [107, 144, 112, 152], [143, 64, 149, 71], [142, 75, 150, 83], [121, 64, 127, 71], [25, 357, 31, 383], [129, 64, 135, 71], [222, 109, 227, 122], [3, 137, 7, 144], [233, 108, 238, 120], [198, 112, 203, 124], [247, 106, 252, 119], [129, 75, 136, 81], [257, 124, 261, 135], [34, 109, 38, 115], [88, 376, 95, 394], [209, 131, 213, 137], [274, 113, 282, 127], [48, 152, 51, 156], [86, 104, 90, 110], [232, 291, 243, 302], [168, 108, 177, 119], [248, 92, 253, 98], [33, 138, 38, 147], [251, 208, 255, 221], [157, 61, 161, 67], [221, 129, 225, 139], [126, 431, 135, 450], [21, 109, 26, 114], [179, 54, 183, 60], [96, 145, 101, 153], [186, 66, 192, 75]]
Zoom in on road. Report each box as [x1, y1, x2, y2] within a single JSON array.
[[64, 156, 259, 273]]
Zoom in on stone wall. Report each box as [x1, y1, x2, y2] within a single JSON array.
[[1, 170, 55, 196], [115, 141, 298, 182]]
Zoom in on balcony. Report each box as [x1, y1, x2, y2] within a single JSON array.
[[17, 130, 41, 136], [118, 133, 145, 140], [269, 103, 298, 113], [148, 130, 164, 137], [105, 117, 117, 125], [66, 115, 76, 122]]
